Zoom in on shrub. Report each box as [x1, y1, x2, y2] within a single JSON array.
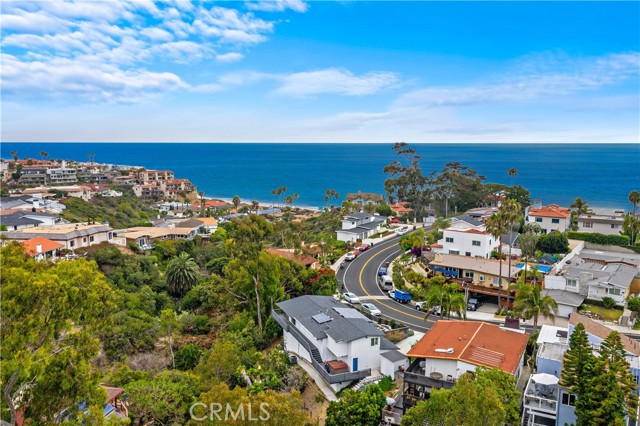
[[179, 313, 212, 335], [602, 297, 617, 309], [175, 343, 203, 371], [567, 231, 630, 246], [378, 376, 394, 392]]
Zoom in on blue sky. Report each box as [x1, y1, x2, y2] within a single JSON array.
[[1, 1, 639, 143]]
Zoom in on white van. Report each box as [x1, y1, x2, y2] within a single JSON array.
[[377, 275, 393, 291]]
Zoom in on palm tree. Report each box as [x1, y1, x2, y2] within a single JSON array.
[[40, 151, 49, 161], [232, 195, 241, 213], [432, 216, 452, 233], [485, 213, 508, 308], [88, 153, 96, 164], [9, 150, 18, 161], [513, 284, 558, 330], [499, 199, 522, 305], [251, 200, 260, 214], [519, 223, 541, 284], [570, 197, 589, 231], [507, 168, 518, 189], [628, 190, 640, 244], [165, 252, 200, 297], [198, 191, 205, 216], [446, 287, 466, 320]]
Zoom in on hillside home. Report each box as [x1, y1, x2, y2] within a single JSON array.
[[136, 169, 175, 182], [389, 201, 413, 217], [545, 248, 640, 305], [403, 321, 528, 413], [266, 247, 321, 269], [21, 236, 64, 261], [47, 166, 77, 184], [345, 191, 385, 206], [1, 223, 114, 250], [272, 295, 405, 392], [19, 165, 48, 185], [336, 212, 387, 243], [577, 208, 626, 235], [433, 226, 498, 258], [525, 201, 571, 234], [0, 211, 66, 231]]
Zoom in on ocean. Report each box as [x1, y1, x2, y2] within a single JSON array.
[[2, 143, 638, 210]]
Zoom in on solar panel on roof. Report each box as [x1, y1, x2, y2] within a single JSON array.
[[312, 313, 332, 324]]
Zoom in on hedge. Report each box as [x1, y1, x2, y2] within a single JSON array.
[[567, 231, 630, 246]]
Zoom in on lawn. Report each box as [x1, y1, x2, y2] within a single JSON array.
[[579, 304, 623, 322]]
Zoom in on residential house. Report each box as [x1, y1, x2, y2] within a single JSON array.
[[115, 219, 203, 249], [486, 191, 506, 208], [21, 236, 64, 261], [525, 201, 571, 234], [345, 191, 385, 206], [0, 211, 66, 231], [0, 195, 67, 214], [266, 247, 321, 269], [389, 202, 413, 217], [545, 248, 640, 306], [424, 252, 520, 302], [111, 175, 137, 185], [402, 321, 528, 413], [47, 164, 77, 184], [433, 226, 499, 259], [336, 212, 387, 243], [197, 216, 218, 234], [19, 165, 48, 185], [1, 223, 114, 250], [136, 169, 175, 182], [271, 295, 405, 392], [577, 208, 626, 235]]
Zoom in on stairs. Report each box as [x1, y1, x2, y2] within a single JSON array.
[[354, 374, 385, 391], [310, 347, 323, 364]]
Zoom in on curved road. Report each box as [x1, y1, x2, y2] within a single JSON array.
[[337, 233, 437, 333]]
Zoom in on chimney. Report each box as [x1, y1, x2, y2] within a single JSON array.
[[435, 253, 443, 262], [33, 200, 40, 210], [36, 244, 42, 253]]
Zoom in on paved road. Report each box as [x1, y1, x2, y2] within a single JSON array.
[[337, 233, 437, 333]]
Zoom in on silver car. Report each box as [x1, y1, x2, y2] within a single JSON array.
[[343, 292, 360, 304], [362, 303, 381, 316]]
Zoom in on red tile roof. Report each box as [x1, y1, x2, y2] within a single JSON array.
[[266, 247, 318, 267], [406, 321, 529, 375], [21, 236, 64, 256], [528, 204, 571, 219]]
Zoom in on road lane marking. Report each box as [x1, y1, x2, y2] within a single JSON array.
[[358, 245, 435, 324]]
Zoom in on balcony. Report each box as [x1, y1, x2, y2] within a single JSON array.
[[404, 359, 456, 390], [271, 309, 371, 385]]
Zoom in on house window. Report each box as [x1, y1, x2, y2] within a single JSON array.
[[70, 241, 75, 247], [583, 222, 593, 228], [464, 271, 474, 278], [449, 250, 459, 255], [608, 288, 622, 296], [89, 236, 94, 242], [472, 240, 481, 246], [535, 217, 543, 223], [492, 277, 500, 285], [446, 237, 454, 243], [465, 252, 471, 257], [83, 237, 87, 243], [552, 218, 560, 224], [611, 224, 618, 229], [567, 279, 577, 288], [371, 337, 379, 346], [562, 392, 577, 406], [478, 275, 485, 282]]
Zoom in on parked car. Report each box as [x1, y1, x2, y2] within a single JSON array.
[[395, 228, 408, 236], [362, 303, 381, 316], [416, 302, 441, 315], [343, 292, 360, 304], [358, 243, 371, 252], [344, 251, 357, 261], [467, 296, 485, 311], [377, 267, 387, 276], [390, 218, 400, 223], [390, 289, 412, 304]]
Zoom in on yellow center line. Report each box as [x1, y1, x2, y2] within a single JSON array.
[[358, 245, 435, 324]]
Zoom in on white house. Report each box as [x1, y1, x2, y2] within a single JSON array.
[[272, 295, 405, 392], [433, 227, 498, 258], [2, 223, 114, 250], [336, 212, 387, 243], [577, 208, 626, 235], [402, 321, 529, 413], [525, 201, 571, 234]]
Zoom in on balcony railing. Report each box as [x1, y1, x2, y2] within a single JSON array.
[[271, 309, 371, 385], [523, 394, 557, 414]]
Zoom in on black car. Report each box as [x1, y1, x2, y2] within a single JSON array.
[[466, 296, 485, 311]]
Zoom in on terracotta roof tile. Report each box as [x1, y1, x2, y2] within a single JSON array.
[[406, 321, 529, 375], [528, 204, 571, 219], [21, 236, 64, 256]]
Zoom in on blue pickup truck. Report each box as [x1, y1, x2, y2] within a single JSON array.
[[390, 289, 412, 304]]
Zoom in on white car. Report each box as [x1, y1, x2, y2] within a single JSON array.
[[343, 292, 360, 304], [344, 251, 357, 261], [395, 228, 409, 236], [362, 303, 381, 316]]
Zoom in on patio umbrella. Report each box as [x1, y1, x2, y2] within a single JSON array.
[[531, 373, 559, 386]]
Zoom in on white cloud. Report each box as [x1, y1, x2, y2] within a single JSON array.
[[140, 27, 174, 42], [216, 52, 244, 63], [245, 0, 309, 13], [273, 68, 399, 97]]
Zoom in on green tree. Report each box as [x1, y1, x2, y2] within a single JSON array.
[[629, 190, 640, 244], [1, 244, 116, 425], [160, 309, 179, 368], [570, 197, 590, 231], [195, 338, 242, 384], [166, 252, 200, 297], [519, 223, 541, 284], [432, 216, 452, 233], [627, 297, 640, 319], [175, 343, 203, 371], [402, 368, 520, 426], [376, 203, 394, 217], [325, 384, 386, 426], [513, 284, 558, 330], [537, 231, 569, 253], [498, 199, 522, 305]]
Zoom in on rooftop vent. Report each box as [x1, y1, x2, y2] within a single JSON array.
[[434, 348, 454, 354]]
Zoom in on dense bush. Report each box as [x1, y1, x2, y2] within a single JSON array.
[[537, 231, 569, 253], [567, 231, 630, 246], [602, 297, 617, 309]]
